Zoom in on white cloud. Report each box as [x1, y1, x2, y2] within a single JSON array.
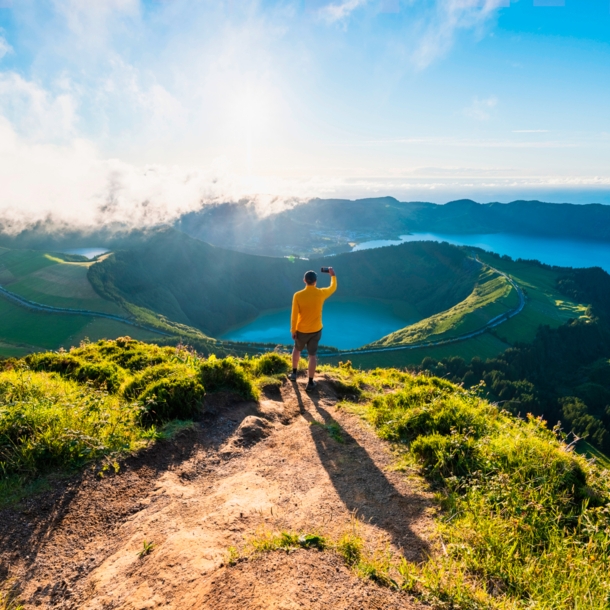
[[464, 95, 498, 121], [0, 35, 12, 60], [316, 0, 370, 23], [413, 0, 507, 68], [0, 73, 77, 141]]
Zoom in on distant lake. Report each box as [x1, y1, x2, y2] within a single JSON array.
[[220, 299, 415, 350], [62, 248, 109, 259], [354, 233, 610, 273]]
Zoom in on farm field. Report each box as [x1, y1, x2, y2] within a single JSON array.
[[0, 298, 160, 357], [0, 248, 125, 315]]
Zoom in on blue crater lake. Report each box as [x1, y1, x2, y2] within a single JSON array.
[[354, 233, 610, 273], [220, 299, 416, 350]]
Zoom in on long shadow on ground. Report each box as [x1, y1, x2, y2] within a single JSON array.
[[292, 381, 430, 562], [0, 393, 262, 602]]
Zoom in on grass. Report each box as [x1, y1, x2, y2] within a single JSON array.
[[3, 342, 609, 608], [0, 298, 161, 354], [0, 341, 288, 504], [367, 267, 517, 349], [341, 367, 610, 609], [137, 540, 155, 558], [478, 253, 589, 345], [0, 582, 24, 610], [323, 331, 510, 369], [232, 521, 397, 587], [6, 262, 125, 315], [0, 248, 125, 315]]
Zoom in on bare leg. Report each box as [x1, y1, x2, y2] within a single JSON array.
[[292, 347, 301, 371], [308, 355, 317, 379]]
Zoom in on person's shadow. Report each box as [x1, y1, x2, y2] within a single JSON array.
[[291, 382, 430, 562]]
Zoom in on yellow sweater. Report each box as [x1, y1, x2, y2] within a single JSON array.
[[291, 276, 337, 334]]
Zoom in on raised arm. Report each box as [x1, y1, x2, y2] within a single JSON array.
[[320, 268, 337, 298]]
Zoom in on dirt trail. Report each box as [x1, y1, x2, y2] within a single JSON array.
[[0, 377, 435, 609]]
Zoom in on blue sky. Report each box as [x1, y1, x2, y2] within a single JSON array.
[[0, 0, 609, 228]]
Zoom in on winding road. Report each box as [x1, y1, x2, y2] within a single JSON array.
[[0, 257, 525, 355], [319, 258, 525, 358], [0, 284, 170, 337]]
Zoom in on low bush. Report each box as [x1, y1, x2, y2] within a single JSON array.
[[367, 375, 493, 442], [199, 356, 257, 400], [122, 363, 189, 399], [252, 353, 290, 377], [138, 375, 205, 423], [72, 361, 125, 393], [26, 352, 82, 375], [26, 352, 126, 392]]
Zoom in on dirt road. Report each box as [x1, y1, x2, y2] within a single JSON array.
[[0, 378, 435, 609]]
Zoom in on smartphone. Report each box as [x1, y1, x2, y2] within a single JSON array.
[[320, 267, 330, 273]]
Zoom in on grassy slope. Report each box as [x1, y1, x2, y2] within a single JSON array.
[[0, 298, 161, 357], [88, 228, 481, 337], [338, 254, 588, 368], [478, 252, 588, 344], [0, 248, 125, 315], [2, 340, 609, 608], [366, 267, 517, 348]]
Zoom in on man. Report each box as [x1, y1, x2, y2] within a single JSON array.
[[288, 267, 337, 391]]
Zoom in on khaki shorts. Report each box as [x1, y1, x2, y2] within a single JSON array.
[[294, 330, 322, 356]]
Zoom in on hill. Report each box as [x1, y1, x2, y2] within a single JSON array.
[[88, 228, 481, 337], [1, 340, 609, 608]]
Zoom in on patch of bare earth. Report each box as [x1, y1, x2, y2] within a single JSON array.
[[0, 377, 436, 609]]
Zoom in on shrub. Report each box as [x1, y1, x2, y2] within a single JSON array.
[[252, 353, 290, 376], [122, 363, 189, 399], [138, 375, 205, 423], [411, 431, 481, 481], [76, 339, 173, 372], [73, 362, 125, 393], [26, 352, 82, 375], [25, 352, 125, 392], [368, 377, 493, 442], [199, 356, 257, 400]]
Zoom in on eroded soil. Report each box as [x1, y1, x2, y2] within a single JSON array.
[[0, 376, 436, 609]]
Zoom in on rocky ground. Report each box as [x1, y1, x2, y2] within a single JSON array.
[[0, 376, 436, 609]]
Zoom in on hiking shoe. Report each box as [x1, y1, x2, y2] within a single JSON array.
[[305, 380, 317, 392], [288, 371, 297, 382]]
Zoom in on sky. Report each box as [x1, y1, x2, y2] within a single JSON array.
[[0, 0, 609, 229]]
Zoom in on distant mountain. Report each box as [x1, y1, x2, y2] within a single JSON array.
[[177, 198, 610, 256], [2, 198, 608, 257]]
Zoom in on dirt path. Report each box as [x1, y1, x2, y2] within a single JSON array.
[[0, 377, 435, 609]]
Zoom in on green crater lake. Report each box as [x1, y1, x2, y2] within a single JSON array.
[[220, 299, 416, 350]]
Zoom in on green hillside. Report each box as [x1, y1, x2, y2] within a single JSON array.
[[333, 250, 589, 365], [366, 266, 517, 348], [0, 248, 124, 315], [88, 228, 482, 337], [0, 297, 161, 358], [1, 340, 609, 608]]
